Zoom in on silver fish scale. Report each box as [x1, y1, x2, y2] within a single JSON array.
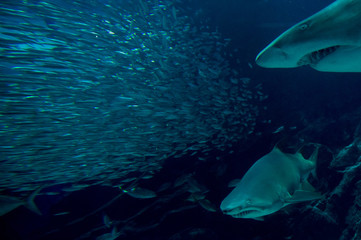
[[0, 0, 265, 192]]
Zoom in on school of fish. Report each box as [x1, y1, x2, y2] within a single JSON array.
[[0, 0, 265, 193]]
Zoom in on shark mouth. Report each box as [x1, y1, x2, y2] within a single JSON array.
[[298, 45, 340, 66], [230, 209, 257, 218]]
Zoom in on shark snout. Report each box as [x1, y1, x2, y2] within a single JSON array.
[[220, 203, 235, 214], [221, 208, 233, 214], [220, 200, 241, 215], [256, 46, 292, 68]]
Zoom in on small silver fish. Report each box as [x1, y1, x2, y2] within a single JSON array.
[[122, 187, 157, 199], [199, 199, 217, 212]]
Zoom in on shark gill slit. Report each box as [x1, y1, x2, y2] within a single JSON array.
[[297, 45, 340, 66]]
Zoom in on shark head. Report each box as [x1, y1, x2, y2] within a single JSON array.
[[256, 0, 361, 72], [220, 146, 322, 220]]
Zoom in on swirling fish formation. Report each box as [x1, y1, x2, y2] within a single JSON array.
[[0, 0, 265, 192]]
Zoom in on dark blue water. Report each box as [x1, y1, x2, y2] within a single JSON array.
[[1, 0, 360, 239]]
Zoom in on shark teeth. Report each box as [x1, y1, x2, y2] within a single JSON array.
[[298, 45, 340, 66], [231, 210, 255, 218]]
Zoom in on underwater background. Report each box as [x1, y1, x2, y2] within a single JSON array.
[[1, 0, 361, 239]]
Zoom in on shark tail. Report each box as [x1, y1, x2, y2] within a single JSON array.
[[295, 143, 321, 178], [309, 144, 321, 179], [25, 187, 42, 215], [309, 144, 320, 162]]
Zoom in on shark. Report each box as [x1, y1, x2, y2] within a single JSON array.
[[220, 146, 322, 220], [255, 0, 361, 72]]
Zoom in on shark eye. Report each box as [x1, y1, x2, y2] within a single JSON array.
[[299, 24, 308, 31]]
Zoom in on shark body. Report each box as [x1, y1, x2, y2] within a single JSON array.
[[255, 0, 361, 72], [220, 146, 321, 220]]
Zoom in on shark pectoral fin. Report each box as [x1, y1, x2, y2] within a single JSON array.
[[252, 217, 264, 221], [286, 180, 322, 203], [287, 190, 322, 204]]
